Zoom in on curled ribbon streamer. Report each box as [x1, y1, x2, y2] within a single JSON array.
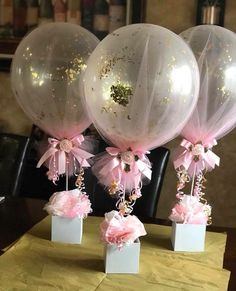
[[174, 138, 220, 176], [37, 135, 94, 178], [99, 147, 152, 191]]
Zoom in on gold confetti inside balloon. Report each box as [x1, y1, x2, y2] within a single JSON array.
[[11, 23, 99, 139], [82, 24, 200, 150]]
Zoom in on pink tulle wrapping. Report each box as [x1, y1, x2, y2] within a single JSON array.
[[44, 189, 92, 219], [174, 26, 236, 176], [92, 147, 151, 192], [37, 134, 95, 183], [100, 210, 147, 248], [169, 195, 211, 225]]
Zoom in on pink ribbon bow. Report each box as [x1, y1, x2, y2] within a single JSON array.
[[99, 147, 152, 191], [37, 135, 94, 182], [174, 138, 220, 176]]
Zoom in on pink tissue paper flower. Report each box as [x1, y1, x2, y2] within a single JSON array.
[[44, 189, 92, 219], [169, 194, 211, 225], [100, 210, 147, 248]]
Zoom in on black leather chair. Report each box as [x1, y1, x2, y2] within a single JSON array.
[[87, 146, 170, 220], [19, 126, 71, 200], [0, 133, 31, 197]]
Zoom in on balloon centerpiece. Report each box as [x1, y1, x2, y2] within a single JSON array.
[[83, 23, 200, 248], [11, 23, 99, 221], [169, 25, 236, 225]]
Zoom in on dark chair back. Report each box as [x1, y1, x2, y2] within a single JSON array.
[[0, 133, 31, 196], [19, 126, 69, 200], [87, 146, 170, 220]]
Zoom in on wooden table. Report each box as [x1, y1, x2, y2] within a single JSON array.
[[0, 196, 235, 290]]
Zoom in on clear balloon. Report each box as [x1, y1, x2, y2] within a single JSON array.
[[180, 25, 236, 143], [11, 23, 99, 139], [82, 23, 199, 151], [171, 26, 236, 219]]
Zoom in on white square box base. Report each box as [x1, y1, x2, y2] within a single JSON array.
[[104, 239, 140, 273], [171, 222, 206, 252], [51, 216, 83, 244]]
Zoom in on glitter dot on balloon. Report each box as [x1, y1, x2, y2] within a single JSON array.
[[110, 82, 133, 107]]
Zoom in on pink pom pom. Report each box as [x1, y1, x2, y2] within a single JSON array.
[[169, 194, 211, 225], [44, 189, 92, 219], [100, 210, 147, 248]]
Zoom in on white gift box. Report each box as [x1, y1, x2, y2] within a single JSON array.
[[104, 239, 140, 273], [51, 215, 83, 244], [171, 222, 206, 252]]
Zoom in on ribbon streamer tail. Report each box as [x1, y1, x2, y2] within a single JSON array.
[[58, 151, 66, 175], [136, 159, 152, 180], [71, 148, 94, 168], [37, 148, 58, 168], [204, 151, 220, 169], [174, 151, 192, 170], [99, 157, 120, 176]]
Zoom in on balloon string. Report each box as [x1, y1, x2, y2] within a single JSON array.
[[66, 156, 69, 191], [190, 163, 197, 197]]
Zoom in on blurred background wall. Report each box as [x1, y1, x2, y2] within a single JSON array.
[[0, 0, 235, 227]]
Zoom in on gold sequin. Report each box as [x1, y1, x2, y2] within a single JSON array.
[[110, 82, 133, 107], [99, 56, 124, 79], [65, 56, 87, 84]]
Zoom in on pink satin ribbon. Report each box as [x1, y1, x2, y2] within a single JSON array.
[[99, 147, 152, 190], [174, 138, 220, 176], [37, 135, 94, 178]]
